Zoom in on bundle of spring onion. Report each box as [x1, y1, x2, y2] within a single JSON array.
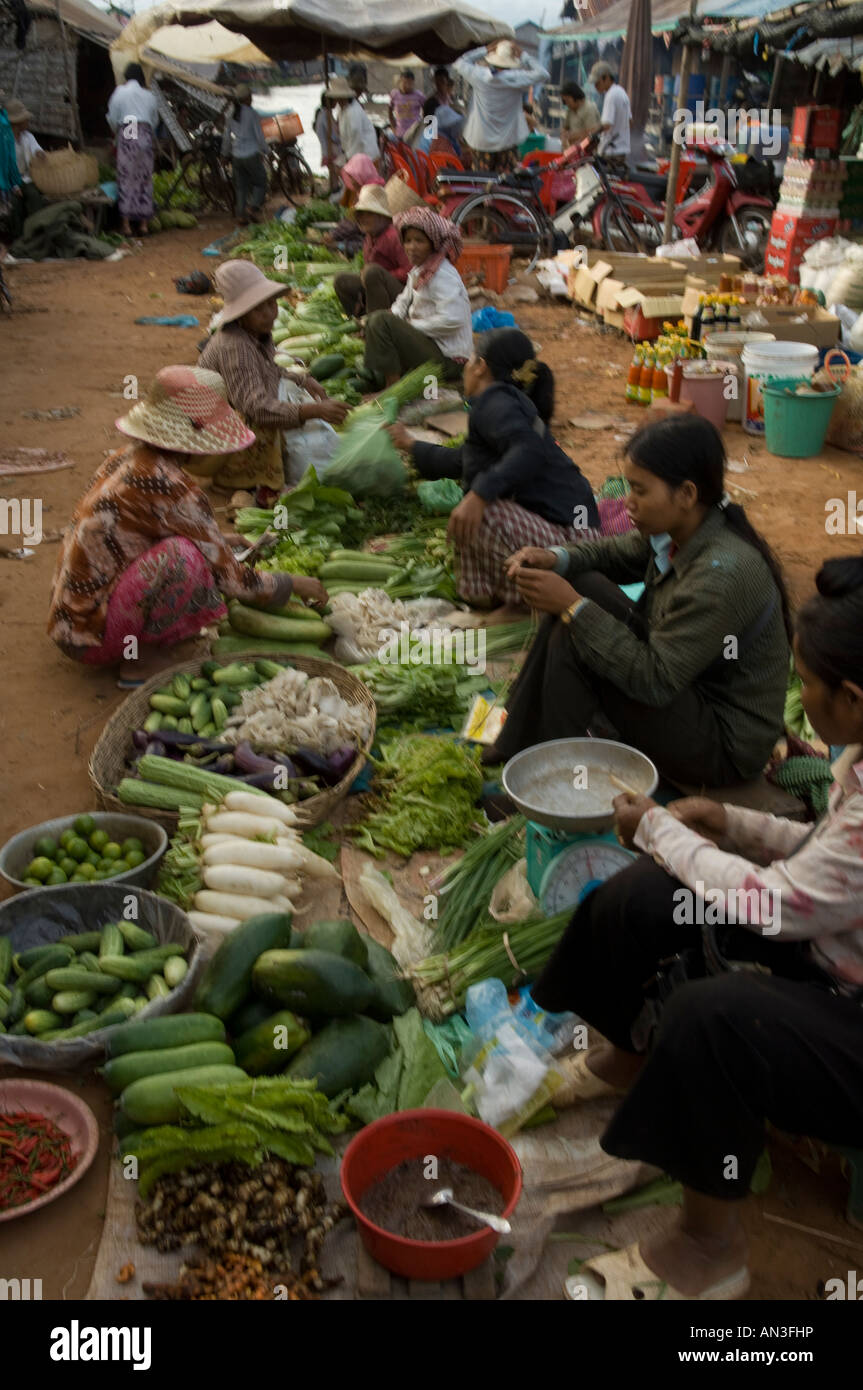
[[409, 909, 571, 1021], [157, 788, 339, 934], [432, 814, 526, 950]]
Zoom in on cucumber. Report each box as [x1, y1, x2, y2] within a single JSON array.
[[286, 1016, 391, 1098], [302, 919, 368, 970], [52, 990, 96, 1014], [194, 912, 295, 1021], [97, 945, 184, 983], [24, 1009, 63, 1035], [100, 922, 124, 959], [44, 967, 121, 996], [308, 352, 345, 381], [252, 949, 373, 1019], [227, 603, 331, 646], [58, 931, 104, 954], [0, 937, 12, 983], [78, 952, 102, 973], [5, 985, 26, 1025], [73, 1009, 98, 1025], [143, 711, 163, 734], [163, 956, 188, 989], [15, 943, 67, 973], [15, 946, 74, 991], [146, 974, 171, 1001], [120, 1064, 247, 1126], [106, 1011, 227, 1059], [23, 977, 57, 1009], [117, 921, 157, 952], [361, 935, 416, 1021], [149, 694, 190, 717], [41, 1001, 137, 1041], [233, 1011, 310, 1075], [101, 1040, 236, 1096]]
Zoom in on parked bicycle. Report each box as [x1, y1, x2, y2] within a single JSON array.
[[159, 120, 235, 215]]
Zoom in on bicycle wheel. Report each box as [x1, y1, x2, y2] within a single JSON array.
[[275, 147, 315, 202], [717, 204, 772, 272], [601, 195, 663, 253], [451, 192, 549, 274], [198, 157, 235, 216]]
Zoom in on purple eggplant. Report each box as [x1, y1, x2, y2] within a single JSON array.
[[272, 752, 299, 778], [235, 771, 286, 791], [291, 746, 334, 781], [132, 729, 150, 751], [327, 745, 357, 781], [155, 729, 229, 753], [145, 739, 168, 759], [233, 741, 284, 778]]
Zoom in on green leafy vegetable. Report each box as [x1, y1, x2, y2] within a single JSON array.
[[351, 734, 484, 858], [347, 1008, 449, 1124], [349, 661, 488, 726]]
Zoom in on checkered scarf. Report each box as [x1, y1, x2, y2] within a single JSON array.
[[394, 206, 463, 289]]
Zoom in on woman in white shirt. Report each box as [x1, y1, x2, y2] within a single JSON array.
[[107, 63, 159, 237], [363, 206, 472, 389], [329, 76, 379, 168]]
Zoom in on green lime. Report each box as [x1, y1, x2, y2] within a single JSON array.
[[70, 871, 87, 882], [47, 866, 68, 885], [77, 862, 97, 881], [120, 837, 144, 857], [59, 857, 77, 877], [74, 814, 96, 838], [67, 837, 89, 863], [23, 876, 42, 887], [92, 868, 110, 880], [34, 835, 58, 860], [103, 842, 122, 861], [123, 849, 146, 869], [59, 829, 77, 850], [27, 856, 55, 882], [84, 849, 100, 866], [89, 829, 110, 852]]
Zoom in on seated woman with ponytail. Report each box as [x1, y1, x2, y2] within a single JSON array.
[[527, 555, 863, 1301], [487, 415, 790, 786], [389, 329, 598, 621]]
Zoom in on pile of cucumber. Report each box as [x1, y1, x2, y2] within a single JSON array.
[[0, 923, 193, 1042], [105, 1013, 243, 1126]]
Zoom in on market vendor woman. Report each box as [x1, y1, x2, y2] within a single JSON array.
[[47, 367, 325, 668], [486, 415, 790, 786], [531, 554, 863, 1301], [389, 329, 598, 620]]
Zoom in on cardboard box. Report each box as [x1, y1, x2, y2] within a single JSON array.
[[596, 276, 627, 313], [663, 253, 742, 283], [601, 308, 627, 330], [740, 305, 840, 348], [790, 106, 842, 155]]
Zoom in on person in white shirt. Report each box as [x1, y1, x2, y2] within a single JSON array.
[[313, 93, 342, 193], [329, 76, 379, 168], [107, 63, 159, 237], [363, 205, 473, 389], [6, 97, 43, 229], [454, 39, 549, 172], [221, 85, 268, 226], [588, 61, 632, 173]]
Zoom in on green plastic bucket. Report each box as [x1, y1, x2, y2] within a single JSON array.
[[762, 377, 841, 459]]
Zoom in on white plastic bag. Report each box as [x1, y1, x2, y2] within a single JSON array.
[[278, 376, 339, 484]]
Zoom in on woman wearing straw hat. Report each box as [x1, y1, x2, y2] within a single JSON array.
[[333, 184, 410, 320], [198, 261, 349, 491], [363, 205, 473, 390], [48, 366, 326, 671]]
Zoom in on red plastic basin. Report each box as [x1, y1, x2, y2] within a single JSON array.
[[341, 1109, 522, 1280]]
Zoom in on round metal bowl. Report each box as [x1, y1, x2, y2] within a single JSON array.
[[502, 738, 659, 833], [0, 812, 168, 894]]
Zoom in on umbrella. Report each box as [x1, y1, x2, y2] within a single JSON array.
[[145, 20, 273, 66], [618, 0, 653, 133]]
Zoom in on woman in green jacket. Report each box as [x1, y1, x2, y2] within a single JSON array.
[[488, 415, 791, 787]]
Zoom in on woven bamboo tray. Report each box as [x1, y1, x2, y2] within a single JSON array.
[[88, 652, 376, 833]]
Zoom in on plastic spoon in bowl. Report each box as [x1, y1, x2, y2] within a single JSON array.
[[421, 1187, 511, 1234]]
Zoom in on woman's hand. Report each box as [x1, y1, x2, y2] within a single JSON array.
[[505, 546, 557, 579], [447, 491, 486, 546], [666, 797, 728, 843], [290, 575, 329, 607], [302, 376, 329, 402], [515, 568, 579, 614], [309, 399, 351, 426], [387, 422, 414, 453], [613, 792, 658, 850]]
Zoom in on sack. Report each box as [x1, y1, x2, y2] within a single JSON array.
[[815, 362, 863, 454]]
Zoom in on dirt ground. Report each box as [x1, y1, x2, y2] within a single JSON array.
[[1, 219, 862, 1301]]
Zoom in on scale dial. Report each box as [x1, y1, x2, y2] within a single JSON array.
[[540, 840, 636, 915]]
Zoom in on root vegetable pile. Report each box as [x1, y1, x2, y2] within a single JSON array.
[[143, 1252, 326, 1301]]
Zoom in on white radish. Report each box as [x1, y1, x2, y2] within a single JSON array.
[[202, 840, 304, 873], [270, 893, 298, 912], [204, 812, 286, 839], [187, 910, 242, 935], [292, 845, 340, 880], [222, 790, 299, 826], [202, 864, 285, 898], [194, 890, 287, 921], [199, 833, 242, 848]]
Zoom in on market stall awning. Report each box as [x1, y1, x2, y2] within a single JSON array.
[[29, 0, 122, 46], [671, 0, 863, 57], [110, 0, 513, 71], [542, 0, 781, 43], [145, 20, 273, 66]]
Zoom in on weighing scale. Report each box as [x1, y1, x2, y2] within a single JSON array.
[[501, 738, 660, 915]]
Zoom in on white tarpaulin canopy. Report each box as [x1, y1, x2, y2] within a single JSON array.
[[110, 0, 513, 71], [145, 20, 273, 66]]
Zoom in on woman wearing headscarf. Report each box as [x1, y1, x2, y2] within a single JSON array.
[[48, 366, 326, 670], [389, 329, 598, 621], [106, 63, 159, 237], [363, 206, 473, 389]]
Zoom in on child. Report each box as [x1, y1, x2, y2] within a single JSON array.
[[389, 70, 424, 140]]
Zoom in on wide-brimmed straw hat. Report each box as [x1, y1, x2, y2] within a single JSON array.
[[350, 184, 392, 219], [214, 260, 283, 327], [328, 76, 354, 99], [486, 40, 523, 70], [384, 173, 425, 214], [5, 97, 32, 124], [116, 366, 255, 456]]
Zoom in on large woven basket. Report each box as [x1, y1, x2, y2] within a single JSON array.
[[88, 652, 376, 832], [29, 146, 100, 198], [385, 173, 426, 214]]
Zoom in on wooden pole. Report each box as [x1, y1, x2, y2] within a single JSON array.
[[768, 52, 785, 112], [718, 51, 731, 105], [55, 0, 84, 147], [322, 35, 336, 192], [662, 37, 696, 246]]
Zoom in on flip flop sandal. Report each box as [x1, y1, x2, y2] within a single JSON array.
[[565, 1243, 750, 1302], [550, 1049, 628, 1108]]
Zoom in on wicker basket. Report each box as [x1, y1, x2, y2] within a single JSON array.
[[29, 146, 100, 198], [88, 653, 377, 833], [385, 173, 426, 214]]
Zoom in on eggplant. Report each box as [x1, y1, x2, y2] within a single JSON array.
[[132, 730, 150, 751], [327, 745, 357, 782], [291, 746, 334, 781], [233, 741, 283, 777], [155, 729, 229, 753], [272, 752, 299, 778], [145, 739, 168, 759], [235, 771, 286, 791], [210, 755, 236, 775]]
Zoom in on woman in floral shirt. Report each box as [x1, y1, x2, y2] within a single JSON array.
[[530, 554, 863, 1302], [48, 366, 325, 666]]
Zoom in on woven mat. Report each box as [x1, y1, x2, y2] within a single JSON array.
[[0, 447, 74, 477]]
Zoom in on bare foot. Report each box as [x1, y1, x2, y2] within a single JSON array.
[[138, 222, 149, 236], [585, 1042, 646, 1089], [640, 1223, 748, 1297], [120, 220, 132, 236]]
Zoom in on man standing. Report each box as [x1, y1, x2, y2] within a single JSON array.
[[588, 61, 632, 174], [330, 75, 379, 167], [454, 38, 549, 172], [560, 82, 601, 145], [222, 85, 268, 225]]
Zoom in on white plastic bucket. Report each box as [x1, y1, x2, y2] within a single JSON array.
[[741, 340, 819, 435], [702, 330, 775, 422]]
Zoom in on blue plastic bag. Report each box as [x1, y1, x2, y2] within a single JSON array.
[[471, 306, 517, 333]]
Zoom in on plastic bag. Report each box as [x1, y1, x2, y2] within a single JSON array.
[[471, 306, 516, 333], [324, 410, 408, 498], [489, 858, 538, 923], [417, 477, 463, 514], [278, 376, 339, 484], [461, 979, 559, 1133]]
